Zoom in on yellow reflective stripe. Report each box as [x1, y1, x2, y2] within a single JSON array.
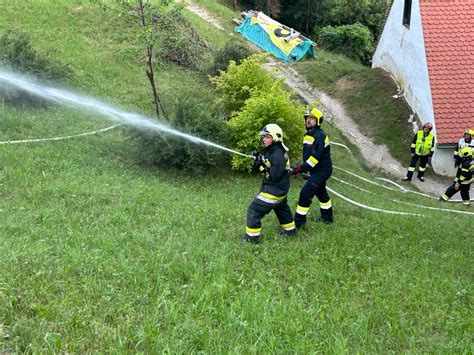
[[246, 226, 261, 236], [259, 166, 265, 171], [419, 167, 426, 172], [319, 200, 332, 209], [281, 221, 296, 231], [324, 136, 330, 147], [257, 193, 287, 204], [296, 205, 310, 215], [441, 194, 449, 201], [460, 179, 472, 184], [260, 192, 286, 201], [408, 167, 415, 171], [411, 143, 416, 148], [264, 159, 271, 167], [303, 135, 315, 145], [246, 226, 261, 233], [454, 151, 459, 156], [461, 168, 469, 172], [307, 155, 318, 167]]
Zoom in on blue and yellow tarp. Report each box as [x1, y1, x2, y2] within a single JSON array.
[[235, 12, 315, 62]]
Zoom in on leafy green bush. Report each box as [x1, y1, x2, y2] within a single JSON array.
[[154, 10, 210, 70], [133, 90, 230, 174], [317, 23, 374, 65], [210, 54, 275, 114], [210, 40, 252, 76], [0, 28, 72, 80], [0, 28, 73, 107], [228, 82, 305, 171]]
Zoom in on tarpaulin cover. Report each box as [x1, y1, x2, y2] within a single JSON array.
[[235, 12, 315, 62]]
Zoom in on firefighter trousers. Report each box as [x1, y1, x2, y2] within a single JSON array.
[[294, 169, 333, 228], [246, 197, 296, 238], [442, 183, 471, 205], [406, 154, 429, 179]]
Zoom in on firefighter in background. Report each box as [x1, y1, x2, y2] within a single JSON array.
[[242, 124, 296, 244], [290, 107, 333, 227], [439, 147, 473, 206], [402, 122, 435, 182], [454, 128, 474, 168]]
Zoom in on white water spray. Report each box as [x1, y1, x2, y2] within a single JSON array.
[[0, 67, 252, 159]]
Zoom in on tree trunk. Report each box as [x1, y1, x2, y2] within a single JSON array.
[[138, 0, 166, 119], [306, 0, 311, 35], [231, 0, 237, 11]]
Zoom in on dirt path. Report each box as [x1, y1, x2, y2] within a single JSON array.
[[183, 2, 225, 30], [183, 1, 447, 198]]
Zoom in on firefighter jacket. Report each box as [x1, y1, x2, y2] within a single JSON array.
[[454, 158, 473, 185], [454, 138, 474, 163], [410, 130, 435, 156], [256, 142, 290, 201], [299, 126, 332, 174]]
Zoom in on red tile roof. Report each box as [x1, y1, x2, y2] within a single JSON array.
[[420, 1, 474, 144]]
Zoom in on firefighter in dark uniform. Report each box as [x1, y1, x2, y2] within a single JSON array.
[[403, 122, 435, 182], [242, 124, 296, 244], [290, 107, 333, 227], [440, 147, 473, 206], [454, 128, 474, 168]]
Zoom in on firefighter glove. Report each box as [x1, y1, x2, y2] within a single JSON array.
[[289, 165, 302, 175], [252, 151, 265, 166]]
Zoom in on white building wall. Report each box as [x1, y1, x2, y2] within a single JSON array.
[[372, 0, 453, 175], [434, 148, 457, 176]]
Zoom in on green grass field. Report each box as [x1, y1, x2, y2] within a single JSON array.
[[1, 1, 472, 352]]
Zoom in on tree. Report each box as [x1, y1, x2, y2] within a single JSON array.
[[266, 0, 389, 40], [239, 0, 282, 18], [139, 0, 172, 118], [279, 0, 335, 36], [120, 0, 177, 119]]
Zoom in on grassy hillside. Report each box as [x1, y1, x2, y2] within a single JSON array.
[[0, 1, 472, 353]]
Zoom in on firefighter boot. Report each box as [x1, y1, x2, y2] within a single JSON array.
[[280, 229, 297, 237], [315, 217, 333, 224], [403, 170, 414, 181], [316, 204, 333, 224], [241, 234, 260, 244]]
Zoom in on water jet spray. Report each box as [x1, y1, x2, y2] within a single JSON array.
[[0, 67, 255, 160]]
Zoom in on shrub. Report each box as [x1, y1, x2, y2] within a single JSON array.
[[228, 82, 306, 171], [210, 54, 275, 114], [0, 28, 73, 107], [133, 89, 230, 174], [154, 10, 210, 70], [317, 23, 374, 65], [0, 28, 72, 80], [210, 40, 252, 76]]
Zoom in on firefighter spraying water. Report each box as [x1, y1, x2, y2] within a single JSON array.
[[242, 124, 296, 244]]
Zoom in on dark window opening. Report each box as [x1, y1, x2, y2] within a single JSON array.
[[403, 0, 412, 28]]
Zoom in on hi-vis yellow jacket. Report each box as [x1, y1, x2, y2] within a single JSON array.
[[410, 130, 435, 156]]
